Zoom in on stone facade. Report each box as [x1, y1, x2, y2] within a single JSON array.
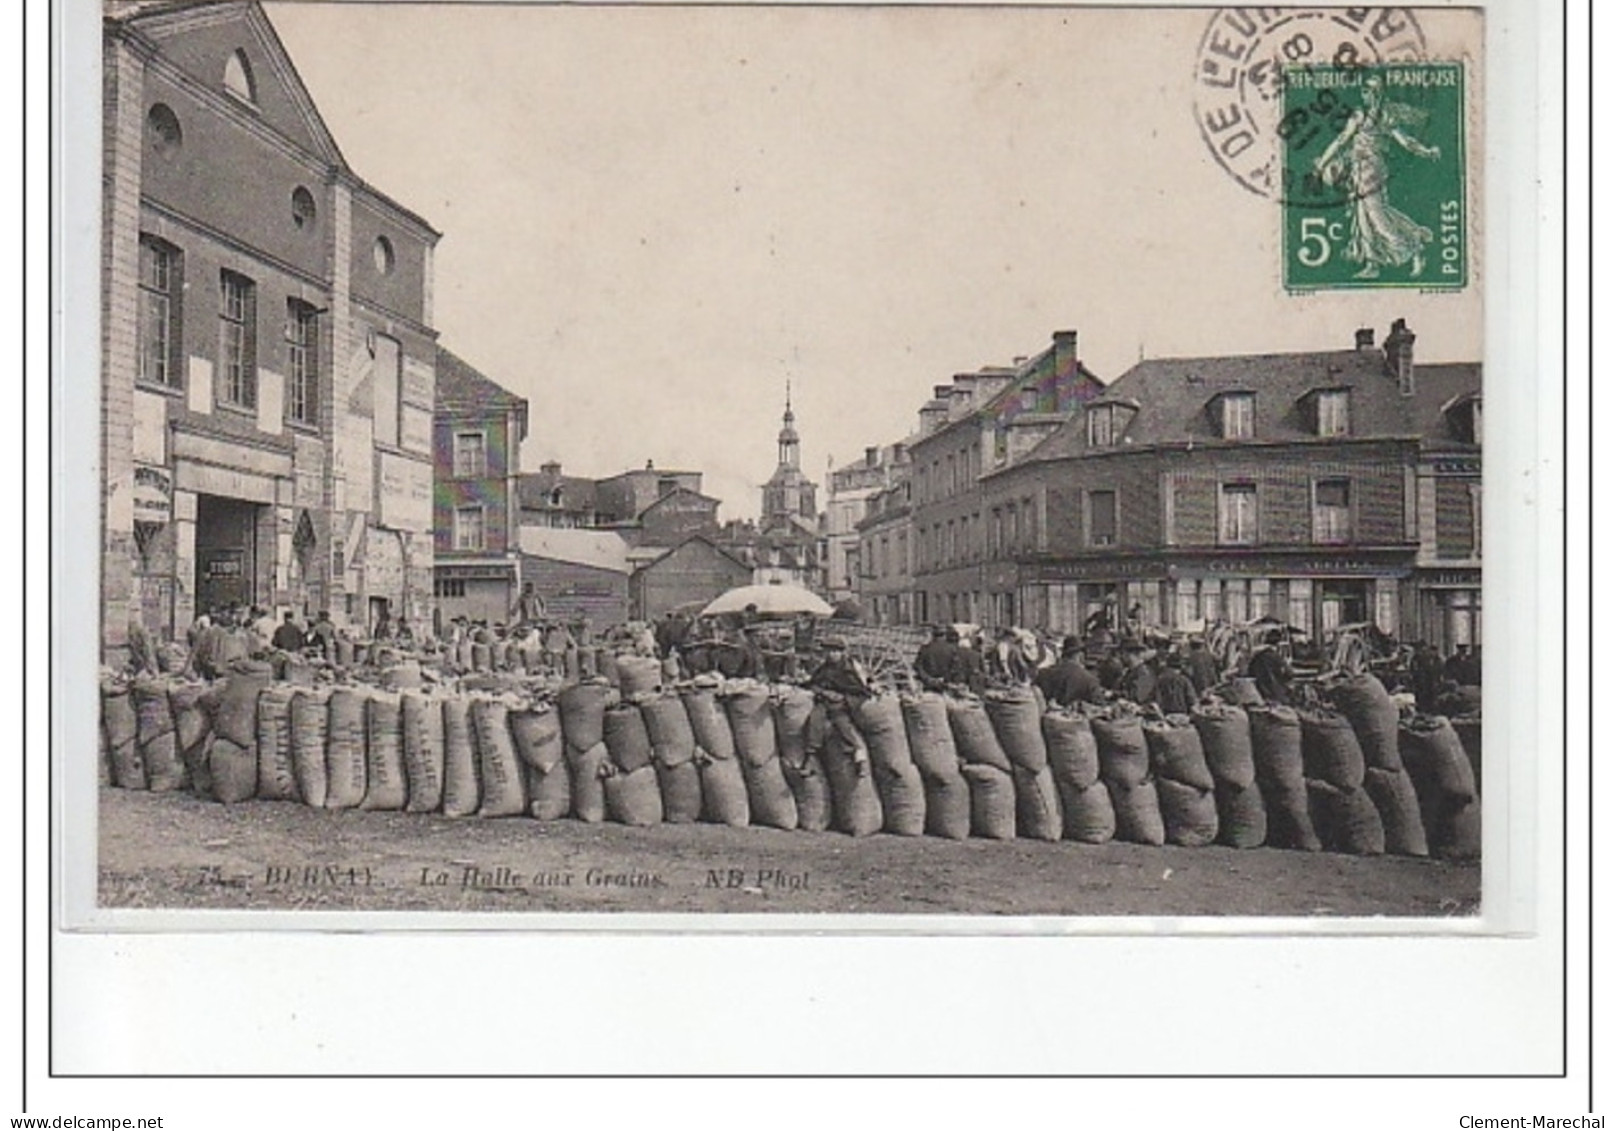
[[101, 1, 439, 659]]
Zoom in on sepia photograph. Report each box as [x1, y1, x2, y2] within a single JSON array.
[[85, 1, 1492, 923]]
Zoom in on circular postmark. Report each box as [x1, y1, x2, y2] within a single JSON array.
[[1193, 8, 1427, 203]]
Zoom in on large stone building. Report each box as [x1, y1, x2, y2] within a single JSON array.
[[855, 476, 916, 625], [432, 346, 529, 629], [976, 322, 1480, 644], [101, 0, 440, 656], [906, 330, 1106, 626], [822, 442, 911, 608]]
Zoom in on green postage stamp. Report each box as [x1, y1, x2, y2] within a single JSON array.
[[1279, 62, 1467, 290]]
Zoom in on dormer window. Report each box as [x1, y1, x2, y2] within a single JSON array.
[[1218, 392, 1255, 440], [1086, 402, 1135, 448], [1316, 389, 1351, 436], [1442, 393, 1483, 444], [224, 49, 257, 105]]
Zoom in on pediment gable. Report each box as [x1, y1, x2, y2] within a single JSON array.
[[117, 1, 347, 170]]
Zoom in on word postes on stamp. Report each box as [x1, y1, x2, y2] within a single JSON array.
[[1279, 62, 1467, 290]]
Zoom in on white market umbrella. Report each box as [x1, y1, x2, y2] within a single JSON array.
[[700, 583, 834, 619]]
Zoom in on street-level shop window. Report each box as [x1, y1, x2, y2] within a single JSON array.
[[1220, 392, 1255, 440], [1287, 578, 1314, 636], [1175, 580, 1199, 628], [454, 432, 487, 478], [1316, 390, 1351, 437], [285, 299, 319, 425], [1088, 490, 1117, 547], [138, 237, 181, 389], [218, 270, 257, 408], [435, 578, 467, 599], [1312, 478, 1352, 543], [454, 506, 485, 552], [1218, 482, 1258, 545], [1249, 578, 1272, 620]]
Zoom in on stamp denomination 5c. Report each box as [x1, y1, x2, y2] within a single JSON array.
[[1279, 62, 1467, 290]]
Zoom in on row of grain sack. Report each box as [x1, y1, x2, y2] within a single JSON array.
[[1044, 672, 1479, 859], [97, 667, 1477, 854]]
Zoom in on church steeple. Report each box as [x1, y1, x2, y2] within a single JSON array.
[[777, 380, 800, 469], [761, 378, 817, 528]]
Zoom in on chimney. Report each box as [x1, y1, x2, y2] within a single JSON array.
[[540, 459, 561, 476], [865, 446, 879, 467], [1355, 327, 1375, 351], [1052, 329, 1078, 368], [1383, 318, 1416, 395]]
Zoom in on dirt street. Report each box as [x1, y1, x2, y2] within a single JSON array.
[[97, 787, 1480, 918]]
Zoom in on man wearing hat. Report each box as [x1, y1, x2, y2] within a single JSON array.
[[1034, 636, 1105, 708], [1117, 643, 1157, 705], [1153, 652, 1199, 716], [914, 626, 958, 691], [808, 635, 871, 699]]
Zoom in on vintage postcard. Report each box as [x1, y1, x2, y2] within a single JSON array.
[[69, 1, 1511, 932]]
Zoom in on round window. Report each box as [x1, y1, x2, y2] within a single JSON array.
[[373, 235, 395, 276], [291, 186, 317, 230], [145, 103, 182, 156]]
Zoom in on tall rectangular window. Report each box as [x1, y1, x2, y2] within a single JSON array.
[[1218, 483, 1258, 545], [1221, 393, 1254, 439], [1313, 479, 1352, 543], [1317, 390, 1351, 436], [1022, 497, 1036, 550], [1175, 580, 1199, 628], [372, 334, 401, 447], [1087, 406, 1114, 447], [454, 505, 485, 551], [1089, 490, 1117, 546], [138, 238, 180, 388], [218, 270, 256, 408], [454, 431, 487, 478], [285, 299, 318, 425]]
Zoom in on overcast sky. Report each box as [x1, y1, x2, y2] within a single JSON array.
[[266, 2, 1483, 521]]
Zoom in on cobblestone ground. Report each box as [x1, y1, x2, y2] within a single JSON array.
[[97, 786, 1481, 918]]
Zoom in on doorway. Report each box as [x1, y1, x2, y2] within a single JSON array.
[[1318, 580, 1370, 634], [195, 494, 263, 617]]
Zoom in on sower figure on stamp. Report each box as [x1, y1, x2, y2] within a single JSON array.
[[1313, 74, 1442, 280]]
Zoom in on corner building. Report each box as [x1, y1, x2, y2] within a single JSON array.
[[101, 1, 440, 658], [982, 323, 1481, 643]]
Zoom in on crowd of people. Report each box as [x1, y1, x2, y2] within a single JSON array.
[[137, 596, 1483, 723]]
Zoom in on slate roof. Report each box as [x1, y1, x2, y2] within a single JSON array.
[[1022, 344, 1480, 463], [517, 527, 631, 574], [638, 535, 753, 573], [516, 471, 597, 513], [435, 347, 529, 438], [637, 486, 722, 519]]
